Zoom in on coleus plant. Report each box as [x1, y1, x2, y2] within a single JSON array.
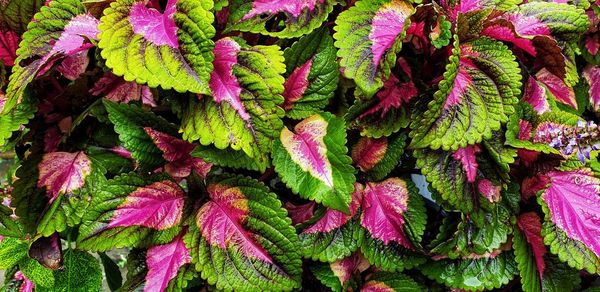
[[0, 0, 599, 291]]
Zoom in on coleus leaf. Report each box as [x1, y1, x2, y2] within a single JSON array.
[[421, 252, 517, 291], [181, 38, 285, 172], [0, 0, 45, 33], [29, 233, 63, 271], [523, 76, 551, 114], [104, 100, 178, 172], [0, 28, 18, 66], [77, 172, 183, 251], [282, 27, 339, 119], [299, 183, 364, 262], [185, 174, 302, 291], [410, 36, 521, 150], [360, 178, 427, 272], [37, 250, 102, 292], [334, 0, 414, 96], [90, 72, 156, 107], [98, 0, 215, 94], [284, 201, 315, 226], [517, 2, 590, 42], [513, 212, 545, 292], [351, 133, 406, 181], [272, 112, 356, 212], [3, 0, 99, 114], [583, 65, 600, 111], [361, 272, 422, 292], [539, 168, 600, 273], [226, 0, 337, 38], [535, 68, 577, 109], [329, 252, 370, 288], [144, 128, 212, 179], [37, 151, 92, 204], [145, 230, 191, 292], [415, 147, 507, 212], [0, 89, 36, 147]]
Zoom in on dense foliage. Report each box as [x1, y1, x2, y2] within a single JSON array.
[[0, 0, 599, 291]]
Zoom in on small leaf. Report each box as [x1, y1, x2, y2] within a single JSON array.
[[28, 233, 63, 271], [583, 65, 600, 111], [186, 175, 302, 291], [282, 27, 339, 119], [334, 0, 414, 96], [284, 202, 315, 225], [272, 112, 356, 212], [226, 0, 338, 38], [523, 76, 551, 114], [535, 68, 576, 109], [330, 252, 370, 287], [99, 0, 215, 94], [90, 72, 156, 107], [0, 28, 18, 66], [351, 133, 406, 181], [37, 151, 92, 203], [362, 272, 422, 291], [145, 230, 191, 292]]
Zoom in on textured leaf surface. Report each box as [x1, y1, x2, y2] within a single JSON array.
[[362, 272, 422, 292], [227, 0, 337, 38], [145, 230, 191, 292], [99, 0, 215, 94], [583, 65, 600, 111], [104, 100, 178, 172], [0, 28, 18, 66], [282, 27, 338, 119], [0, 0, 45, 33], [299, 184, 363, 262], [181, 40, 285, 172], [0, 90, 36, 147], [540, 169, 600, 264], [4, 0, 99, 113], [37, 151, 92, 203], [514, 213, 545, 292], [37, 250, 102, 292], [518, 2, 589, 41], [410, 37, 521, 150], [186, 175, 302, 291], [272, 112, 355, 212], [77, 173, 181, 251], [421, 252, 517, 291], [351, 134, 406, 181], [334, 0, 414, 96]]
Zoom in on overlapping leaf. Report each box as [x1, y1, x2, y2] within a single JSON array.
[[98, 0, 215, 94], [272, 112, 355, 212]]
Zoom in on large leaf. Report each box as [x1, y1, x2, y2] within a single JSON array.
[[98, 0, 215, 94], [104, 100, 178, 172], [517, 2, 589, 42], [410, 36, 521, 150], [226, 0, 337, 38], [37, 151, 92, 204], [185, 175, 302, 291], [181, 38, 285, 172], [299, 183, 364, 262], [272, 112, 356, 212], [282, 27, 339, 119], [77, 172, 182, 251], [539, 168, 600, 273], [334, 0, 414, 96], [4, 0, 99, 114]]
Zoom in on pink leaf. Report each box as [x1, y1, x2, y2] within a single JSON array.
[[53, 14, 100, 56], [583, 65, 600, 111], [196, 183, 272, 263], [303, 183, 363, 234], [144, 128, 212, 178], [360, 178, 411, 247], [521, 175, 550, 201], [330, 252, 370, 286], [444, 62, 473, 109], [359, 73, 417, 119], [243, 0, 324, 20], [57, 50, 90, 81], [477, 179, 501, 203], [90, 72, 156, 107], [282, 59, 312, 111], [452, 144, 481, 183], [369, 1, 413, 67], [37, 151, 92, 203], [517, 212, 547, 277], [209, 38, 249, 120], [145, 230, 191, 292], [361, 281, 394, 292], [523, 76, 550, 114], [535, 68, 576, 109], [284, 201, 315, 225], [585, 35, 599, 56], [280, 115, 334, 188], [0, 29, 19, 66], [352, 137, 388, 172], [108, 180, 185, 230], [129, 0, 179, 48], [541, 169, 600, 258]]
